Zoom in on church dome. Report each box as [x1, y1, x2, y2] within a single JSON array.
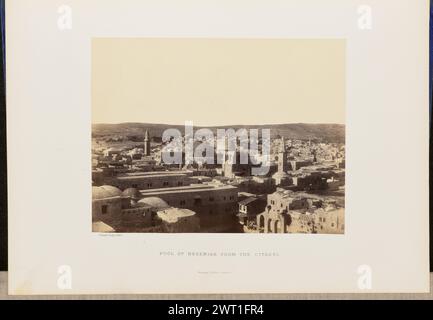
[[138, 197, 170, 209], [92, 185, 122, 200], [122, 188, 142, 200]]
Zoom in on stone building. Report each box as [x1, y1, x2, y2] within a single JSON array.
[[228, 176, 276, 195], [256, 207, 291, 233], [291, 172, 328, 191], [139, 183, 239, 232], [314, 208, 344, 234], [103, 147, 123, 157], [102, 170, 195, 190], [92, 185, 127, 219], [92, 185, 154, 232], [92, 185, 202, 233], [139, 183, 237, 209], [238, 196, 267, 229], [285, 211, 315, 233], [255, 188, 344, 234], [283, 208, 344, 234], [266, 189, 315, 213], [257, 206, 344, 234]]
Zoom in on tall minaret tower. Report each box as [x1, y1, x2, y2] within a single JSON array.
[[312, 148, 317, 163], [277, 136, 289, 173], [144, 130, 150, 156], [272, 136, 291, 186]]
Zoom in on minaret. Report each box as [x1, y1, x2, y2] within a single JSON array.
[[272, 136, 291, 186], [312, 148, 317, 163], [144, 130, 150, 156], [278, 136, 288, 173]]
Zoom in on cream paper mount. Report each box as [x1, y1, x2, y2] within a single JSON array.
[[6, 0, 429, 294]]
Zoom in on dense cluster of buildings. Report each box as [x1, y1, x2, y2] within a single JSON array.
[[92, 129, 345, 233]]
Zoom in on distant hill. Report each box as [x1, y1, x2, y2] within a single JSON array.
[[92, 122, 345, 143]]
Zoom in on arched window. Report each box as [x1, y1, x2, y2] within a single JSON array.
[[274, 220, 280, 233], [267, 219, 272, 233]]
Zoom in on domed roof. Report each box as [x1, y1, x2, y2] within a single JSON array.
[[122, 188, 142, 199], [137, 197, 169, 209], [92, 185, 122, 200]]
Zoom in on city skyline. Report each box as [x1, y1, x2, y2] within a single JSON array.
[[91, 38, 345, 234], [92, 123, 345, 234], [92, 121, 345, 125]]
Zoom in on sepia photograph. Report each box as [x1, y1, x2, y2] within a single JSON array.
[[91, 38, 346, 234], [6, 0, 429, 297]]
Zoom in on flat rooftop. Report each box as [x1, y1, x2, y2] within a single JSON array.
[[120, 170, 193, 176], [140, 183, 237, 196], [157, 208, 196, 223], [116, 173, 188, 180]]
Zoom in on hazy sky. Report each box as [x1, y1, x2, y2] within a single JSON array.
[[92, 38, 345, 126]]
